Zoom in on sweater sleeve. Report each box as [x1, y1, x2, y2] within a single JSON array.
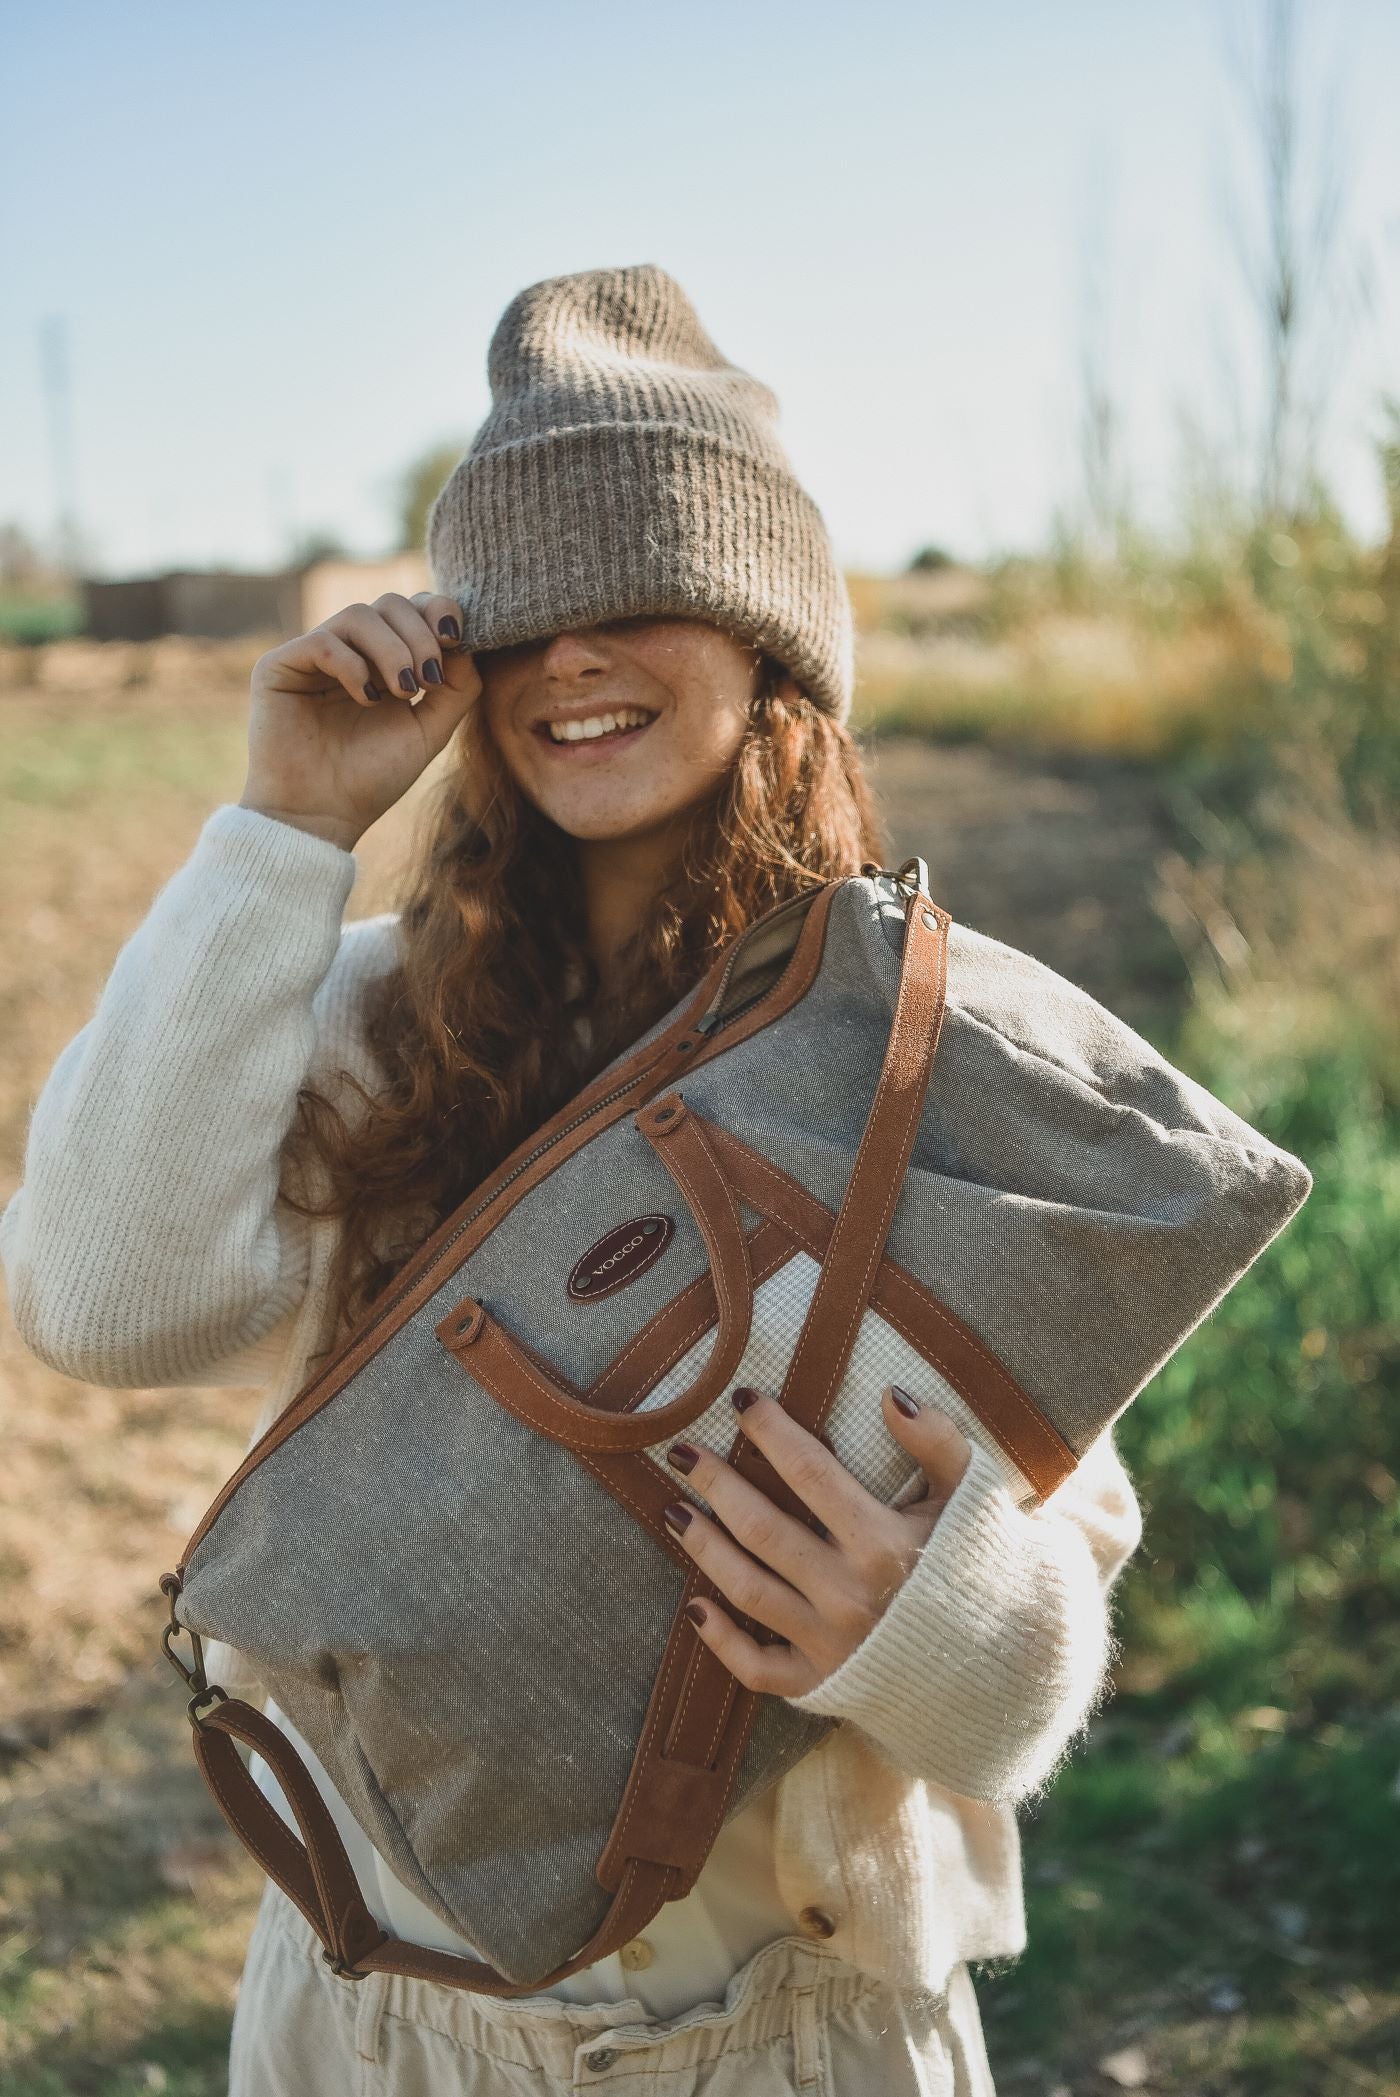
[[783, 1422, 1144, 1805], [0, 804, 360, 1390]]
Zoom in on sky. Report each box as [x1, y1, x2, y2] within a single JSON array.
[[4, 0, 1399, 580]]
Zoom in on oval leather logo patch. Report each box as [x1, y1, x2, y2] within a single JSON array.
[[568, 1215, 674, 1302]]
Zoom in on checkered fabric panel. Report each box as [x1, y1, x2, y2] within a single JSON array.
[[635, 1251, 1034, 1512]]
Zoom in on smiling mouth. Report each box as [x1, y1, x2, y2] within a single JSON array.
[[536, 706, 658, 746]]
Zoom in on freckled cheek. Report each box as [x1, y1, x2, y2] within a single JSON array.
[[671, 702, 748, 770]]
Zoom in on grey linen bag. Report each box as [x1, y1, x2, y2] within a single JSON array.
[[161, 859, 1312, 1994]]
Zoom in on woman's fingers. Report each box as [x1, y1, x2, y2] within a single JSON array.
[[409, 651, 483, 757], [371, 591, 454, 692], [664, 1494, 818, 1647], [409, 592, 480, 696], [679, 1597, 816, 1697], [720, 1391, 898, 1558], [281, 625, 382, 707], [410, 590, 467, 648], [281, 592, 480, 736], [381, 593, 449, 692], [324, 601, 428, 701], [665, 1429, 843, 1600]]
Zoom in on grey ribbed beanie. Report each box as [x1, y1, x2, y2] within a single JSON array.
[[426, 263, 854, 723]]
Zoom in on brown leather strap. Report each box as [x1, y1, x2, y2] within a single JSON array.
[[195, 1699, 390, 1973], [705, 1124, 1076, 1499], [595, 877, 954, 1900], [435, 1091, 755, 1453], [194, 1696, 680, 1992], [594, 1214, 796, 1415], [593, 1424, 794, 1897], [778, 883, 950, 1441]]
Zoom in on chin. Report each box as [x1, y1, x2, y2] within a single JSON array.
[[532, 783, 696, 840], [546, 805, 676, 841]]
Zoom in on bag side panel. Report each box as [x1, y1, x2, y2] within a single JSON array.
[[178, 1308, 688, 1980], [685, 880, 1313, 1456]]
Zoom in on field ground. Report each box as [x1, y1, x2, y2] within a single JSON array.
[[1, 636, 1395, 2094]]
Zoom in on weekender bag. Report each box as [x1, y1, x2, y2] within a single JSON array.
[[161, 857, 1312, 1994]]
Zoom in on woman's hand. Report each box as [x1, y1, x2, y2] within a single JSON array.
[[662, 1386, 973, 1696], [241, 591, 483, 851]]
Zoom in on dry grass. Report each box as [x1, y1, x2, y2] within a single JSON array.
[[845, 561, 1296, 757]]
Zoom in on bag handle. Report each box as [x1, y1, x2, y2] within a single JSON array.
[[436, 1090, 754, 1453]]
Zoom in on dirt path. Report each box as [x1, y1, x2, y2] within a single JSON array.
[[869, 734, 1189, 1040]]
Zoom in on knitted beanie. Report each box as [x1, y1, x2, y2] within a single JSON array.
[[425, 263, 854, 723]]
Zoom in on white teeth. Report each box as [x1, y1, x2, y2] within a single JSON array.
[[546, 708, 652, 743]]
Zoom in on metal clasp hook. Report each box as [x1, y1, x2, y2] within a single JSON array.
[[859, 857, 931, 901], [160, 1571, 230, 1728], [159, 1570, 210, 1696]]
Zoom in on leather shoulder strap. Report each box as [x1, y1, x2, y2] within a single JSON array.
[[780, 873, 952, 1437], [595, 873, 954, 1900]]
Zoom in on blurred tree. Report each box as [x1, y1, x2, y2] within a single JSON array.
[[0, 522, 46, 587], [906, 545, 954, 573], [397, 439, 470, 553], [1221, 0, 1370, 527], [288, 527, 351, 570], [1379, 395, 1400, 557], [1073, 148, 1134, 566]]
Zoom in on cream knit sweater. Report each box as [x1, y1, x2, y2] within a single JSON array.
[[0, 804, 1144, 1999]]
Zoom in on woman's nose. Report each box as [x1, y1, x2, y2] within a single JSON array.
[[541, 628, 608, 680]]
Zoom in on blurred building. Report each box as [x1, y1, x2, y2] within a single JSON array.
[[296, 552, 429, 631], [80, 553, 431, 642]]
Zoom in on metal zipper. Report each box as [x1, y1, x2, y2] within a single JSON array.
[[691, 887, 821, 1036]]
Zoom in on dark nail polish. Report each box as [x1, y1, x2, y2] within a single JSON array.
[[421, 660, 443, 685], [890, 1385, 921, 1418], [364, 683, 383, 703], [732, 1387, 761, 1412], [667, 1442, 700, 1475], [398, 667, 418, 694], [684, 1600, 707, 1627], [664, 1501, 693, 1534], [438, 615, 461, 641]]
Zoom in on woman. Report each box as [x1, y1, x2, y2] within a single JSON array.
[[2, 265, 1143, 2094]]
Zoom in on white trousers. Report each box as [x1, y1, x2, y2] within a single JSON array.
[[229, 1881, 999, 2096]]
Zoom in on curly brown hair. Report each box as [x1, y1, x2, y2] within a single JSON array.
[[279, 649, 887, 1355]]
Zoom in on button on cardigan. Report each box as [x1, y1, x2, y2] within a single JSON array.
[[0, 803, 1144, 2002]]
